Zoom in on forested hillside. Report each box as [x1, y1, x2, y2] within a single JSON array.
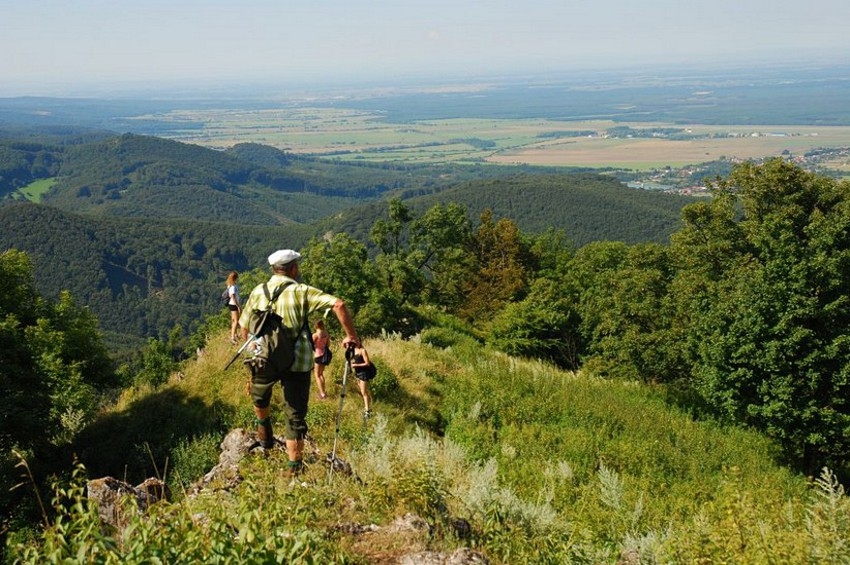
[[0, 202, 314, 353], [36, 134, 367, 224], [0, 131, 423, 224], [1, 130, 596, 225], [405, 173, 695, 246]]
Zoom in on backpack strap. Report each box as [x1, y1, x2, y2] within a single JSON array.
[[263, 281, 292, 304], [263, 281, 307, 340]]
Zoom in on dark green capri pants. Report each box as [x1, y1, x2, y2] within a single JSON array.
[[251, 370, 311, 440]]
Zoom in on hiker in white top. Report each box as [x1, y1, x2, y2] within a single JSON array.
[[226, 271, 241, 344]]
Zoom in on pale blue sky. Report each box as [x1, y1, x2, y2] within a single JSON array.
[[2, 0, 849, 96]]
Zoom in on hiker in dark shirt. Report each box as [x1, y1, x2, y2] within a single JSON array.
[[350, 343, 375, 418]]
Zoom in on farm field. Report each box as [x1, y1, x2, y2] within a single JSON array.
[[157, 107, 850, 170], [487, 126, 850, 169]]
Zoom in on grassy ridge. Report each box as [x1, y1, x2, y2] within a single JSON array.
[[16, 324, 848, 563]]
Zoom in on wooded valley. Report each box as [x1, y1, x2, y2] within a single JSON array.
[[0, 129, 696, 354]]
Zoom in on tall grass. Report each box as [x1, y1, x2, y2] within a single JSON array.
[[9, 331, 850, 563]]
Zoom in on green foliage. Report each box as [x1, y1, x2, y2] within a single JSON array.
[[354, 288, 422, 338], [351, 423, 451, 520], [369, 199, 477, 321], [419, 326, 477, 349], [0, 249, 117, 554], [135, 337, 176, 388], [460, 210, 528, 324], [299, 232, 376, 315], [673, 159, 850, 471], [167, 433, 222, 493], [0, 253, 116, 440], [488, 278, 582, 369], [577, 242, 685, 382], [368, 361, 399, 399], [9, 461, 351, 564], [408, 202, 475, 309], [371, 198, 425, 303], [661, 467, 850, 563]]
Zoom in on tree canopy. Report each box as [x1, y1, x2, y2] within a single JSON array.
[[1, 249, 116, 522]]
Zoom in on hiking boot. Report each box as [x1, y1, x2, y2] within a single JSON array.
[[257, 418, 274, 449], [285, 460, 304, 478]]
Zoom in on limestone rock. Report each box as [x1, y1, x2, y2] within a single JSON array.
[[86, 476, 167, 530]]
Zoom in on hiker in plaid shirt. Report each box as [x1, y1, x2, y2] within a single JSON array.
[[240, 249, 360, 477]]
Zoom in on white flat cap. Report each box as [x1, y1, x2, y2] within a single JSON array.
[[268, 249, 301, 266]]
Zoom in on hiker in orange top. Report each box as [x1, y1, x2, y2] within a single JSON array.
[[312, 319, 331, 400]]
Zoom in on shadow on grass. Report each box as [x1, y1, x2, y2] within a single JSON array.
[[74, 388, 234, 484], [382, 373, 446, 437]]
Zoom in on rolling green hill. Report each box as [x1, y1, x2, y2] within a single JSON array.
[[39, 134, 367, 224], [314, 172, 699, 247], [404, 172, 696, 246], [2, 131, 597, 225]]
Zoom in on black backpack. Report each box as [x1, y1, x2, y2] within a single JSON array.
[[365, 363, 377, 380], [220, 288, 231, 306], [243, 282, 308, 379]]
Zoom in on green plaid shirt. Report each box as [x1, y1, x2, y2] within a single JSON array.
[[239, 274, 338, 372]]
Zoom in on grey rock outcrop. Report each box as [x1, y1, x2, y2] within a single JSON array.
[[86, 476, 168, 530]]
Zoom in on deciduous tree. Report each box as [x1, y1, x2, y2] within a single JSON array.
[[673, 159, 850, 471]]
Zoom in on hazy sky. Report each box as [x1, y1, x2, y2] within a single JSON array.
[[3, 0, 850, 96]]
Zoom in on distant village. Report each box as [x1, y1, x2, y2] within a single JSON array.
[[624, 143, 850, 196]]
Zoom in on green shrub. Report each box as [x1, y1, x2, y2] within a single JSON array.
[[369, 362, 399, 398], [10, 461, 353, 564], [419, 326, 475, 349], [167, 433, 222, 494]]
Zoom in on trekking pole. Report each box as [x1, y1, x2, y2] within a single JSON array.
[[223, 334, 254, 371], [328, 343, 355, 482]]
